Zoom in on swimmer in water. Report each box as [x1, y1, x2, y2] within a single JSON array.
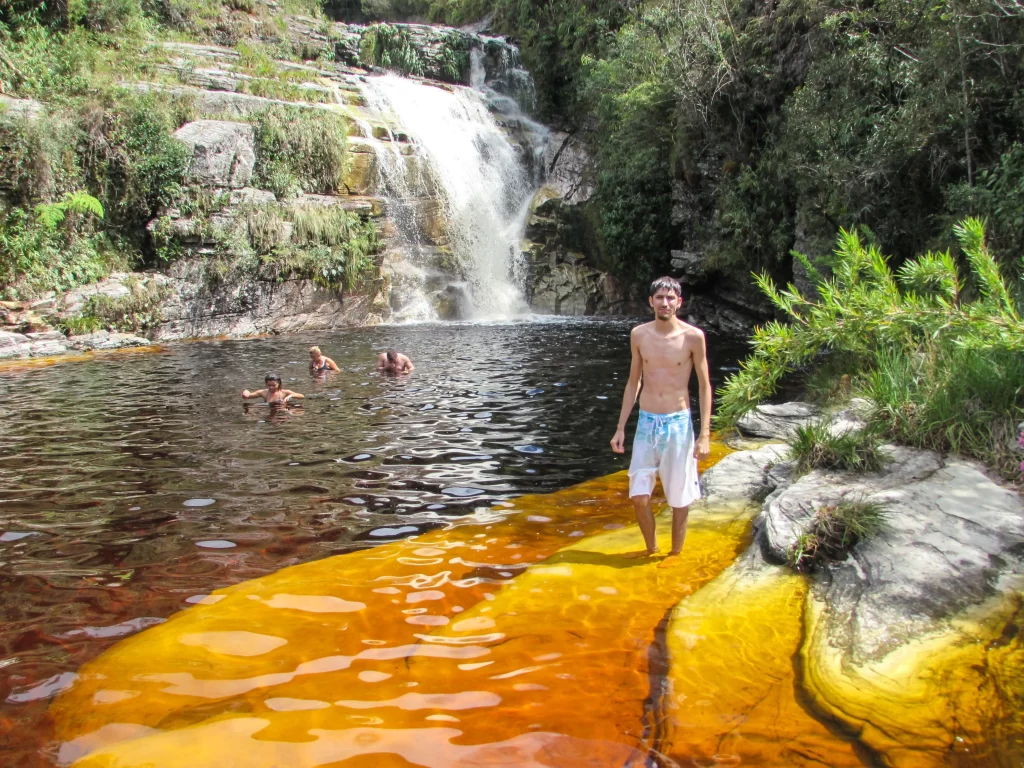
[[309, 346, 340, 373], [376, 348, 414, 374], [241, 374, 305, 405]]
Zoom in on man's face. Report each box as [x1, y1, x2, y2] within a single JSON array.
[[649, 289, 681, 319]]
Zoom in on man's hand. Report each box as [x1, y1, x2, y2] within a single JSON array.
[[695, 433, 711, 461], [610, 429, 626, 454]]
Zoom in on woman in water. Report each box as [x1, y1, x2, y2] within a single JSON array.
[[309, 346, 340, 373], [241, 374, 304, 405]]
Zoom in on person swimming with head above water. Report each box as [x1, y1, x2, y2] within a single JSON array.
[[309, 346, 339, 373], [241, 374, 305, 405], [376, 348, 414, 374]]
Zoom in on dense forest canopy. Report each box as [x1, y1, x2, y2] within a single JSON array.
[[3, 0, 1024, 295]]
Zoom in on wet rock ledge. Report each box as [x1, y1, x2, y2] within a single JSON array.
[[678, 404, 1024, 766]]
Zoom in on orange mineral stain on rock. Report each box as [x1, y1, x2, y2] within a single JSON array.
[[661, 556, 865, 767], [53, 442, 834, 768], [801, 587, 1024, 768]]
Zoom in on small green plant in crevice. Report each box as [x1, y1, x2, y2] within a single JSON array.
[[788, 421, 885, 476], [786, 499, 887, 572], [358, 23, 424, 77]]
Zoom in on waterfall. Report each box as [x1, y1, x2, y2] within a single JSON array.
[[359, 65, 546, 323]]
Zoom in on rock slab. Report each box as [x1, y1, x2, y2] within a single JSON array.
[[174, 121, 256, 189]]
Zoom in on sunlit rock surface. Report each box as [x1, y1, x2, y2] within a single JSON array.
[[762, 447, 1024, 766], [662, 548, 864, 767]]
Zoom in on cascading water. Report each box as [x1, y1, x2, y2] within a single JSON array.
[[359, 55, 547, 322]]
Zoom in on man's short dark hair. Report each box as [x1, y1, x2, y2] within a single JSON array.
[[650, 276, 682, 298], [386, 349, 398, 362], [265, 373, 282, 385]]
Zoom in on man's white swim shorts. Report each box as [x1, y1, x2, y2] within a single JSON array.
[[628, 409, 701, 508]]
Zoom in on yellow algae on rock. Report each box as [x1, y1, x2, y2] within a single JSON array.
[[661, 554, 864, 767], [50, 442, 747, 768], [800, 587, 1024, 768]]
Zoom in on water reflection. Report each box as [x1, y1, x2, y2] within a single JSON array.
[[0, 319, 746, 765]]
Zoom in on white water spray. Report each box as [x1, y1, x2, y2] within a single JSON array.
[[360, 73, 546, 322]]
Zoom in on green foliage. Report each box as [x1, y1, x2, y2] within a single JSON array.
[[788, 421, 885, 475], [436, 31, 467, 83], [358, 23, 424, 76], [58, 312, 105, 335], [271, 205, 380, 291], [786, 499, 887, 572], [81, 277, 169, 332], [252, 105, 348, 198], [35, 190, 104, 230], [719, 219, 1024, 477], [0, 206, 131, 299]]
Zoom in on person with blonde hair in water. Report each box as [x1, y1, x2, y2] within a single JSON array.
[[309, 346, 340, 373], [610, 276, 712, 562]]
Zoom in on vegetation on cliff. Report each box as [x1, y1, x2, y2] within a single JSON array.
[[0, 0, 379, 301]]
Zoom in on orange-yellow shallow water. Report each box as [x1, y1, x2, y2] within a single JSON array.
[[48, 442, 862, 767]]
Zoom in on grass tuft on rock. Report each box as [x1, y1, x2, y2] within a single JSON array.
[[789, 421, 885, 476], [787, 499, 887, 572]]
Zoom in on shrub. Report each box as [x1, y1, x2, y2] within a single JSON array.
[[252, 106, 348, 198], [0, 206, 130, 299], [358, 23, 424, 76], [789, 421, 885, 476], [273, 205, 380, 291], [83, 277, 169, 332], [718, 219, 1024, 478], [786, 499, 887, 572]]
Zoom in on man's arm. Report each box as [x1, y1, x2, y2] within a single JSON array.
[[610, 329, 643, 454], [375, 355, 386, 371], [402, 357, 415, 373], [241, 388, 265, 399], [692, 330, 712, 460]]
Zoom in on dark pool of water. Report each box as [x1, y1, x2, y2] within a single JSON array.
[[0, 318, 747, 765]]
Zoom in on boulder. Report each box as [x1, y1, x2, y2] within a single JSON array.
[[66, 331, 151, 351], [759, 446, 1024, 764], [174, 121, 256, 189], [762, 446, 1024, 656], [0, 331, 32, 359], [736, 402, 820, 438], [0, 95, 45, 121], [699, 443, 789, 504], [57, 275, 134, 317]]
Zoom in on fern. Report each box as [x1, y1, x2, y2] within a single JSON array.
[[35, 191, 104, 231]]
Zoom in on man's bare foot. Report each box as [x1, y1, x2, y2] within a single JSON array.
[[624, 548, 660, 559]]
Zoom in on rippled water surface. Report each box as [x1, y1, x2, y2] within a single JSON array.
[[0, 319, 745, 765]]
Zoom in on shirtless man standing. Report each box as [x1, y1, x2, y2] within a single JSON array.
[[610, 276, 712, 559]]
